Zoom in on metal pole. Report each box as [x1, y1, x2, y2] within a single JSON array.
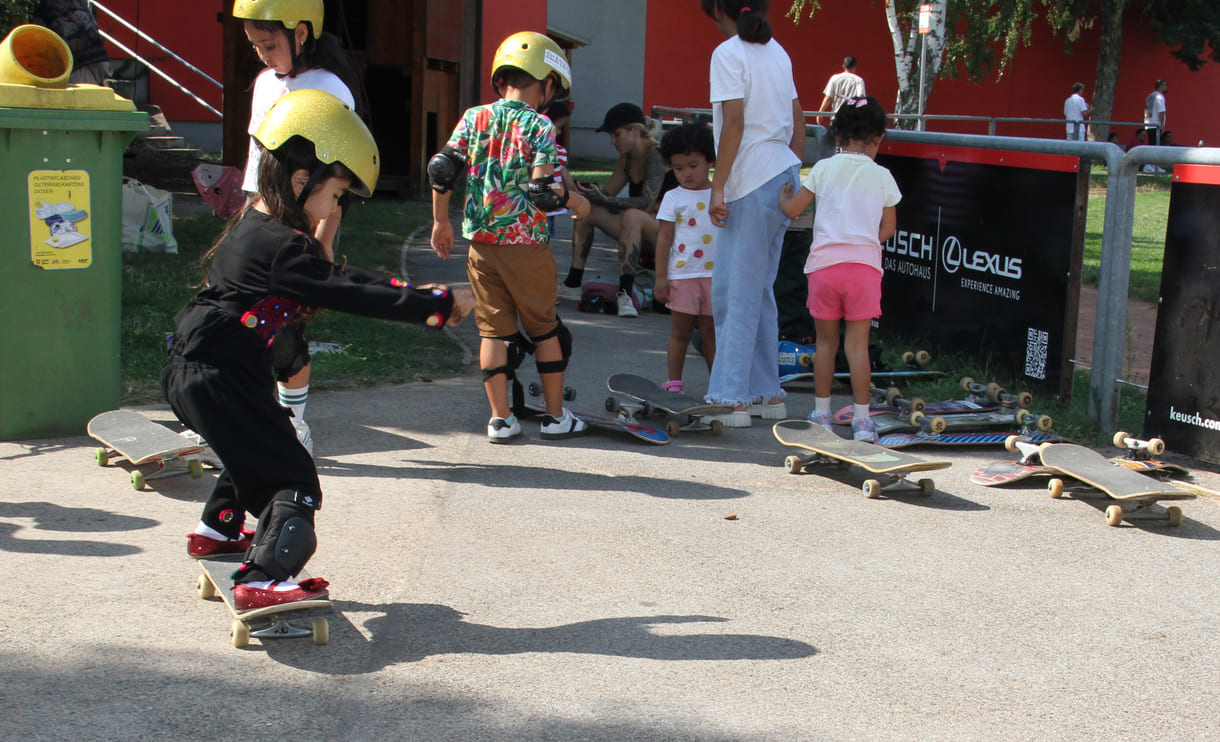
[[918, 36, 926, 131]]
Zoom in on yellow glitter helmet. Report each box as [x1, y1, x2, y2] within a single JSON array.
[[491, 31, 570, 95], [233, 0, 324, 39], [254, 89, 380, 197]]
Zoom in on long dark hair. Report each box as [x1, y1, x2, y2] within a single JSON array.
[[700, 0, 772, 44], [247, 20, 364, 116]]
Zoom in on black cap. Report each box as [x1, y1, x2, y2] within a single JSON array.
[[595, 102, 646, 133]]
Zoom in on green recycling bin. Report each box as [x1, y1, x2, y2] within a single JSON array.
[[0, 25, 148, 439]]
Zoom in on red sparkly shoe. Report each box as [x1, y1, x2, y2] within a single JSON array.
[[233, 578, 330, 611], [186, 532, 253, 558]]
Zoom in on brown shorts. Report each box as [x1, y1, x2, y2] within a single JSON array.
[[467, 240, 559, 339]]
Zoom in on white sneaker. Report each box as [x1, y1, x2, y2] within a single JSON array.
[[292, 418, 314, 457], [487, 415, 522, 443], [616, 290, 638, 318], [540, 408, 591, 440], [556, 281, 584, 302]]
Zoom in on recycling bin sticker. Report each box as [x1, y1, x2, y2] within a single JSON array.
[[28, 170, 92, 270]]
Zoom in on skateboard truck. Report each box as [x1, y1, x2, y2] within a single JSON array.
[[1113, 430, 1166, 460]]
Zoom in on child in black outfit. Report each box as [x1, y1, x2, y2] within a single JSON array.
[[164, 89, 473, 609]]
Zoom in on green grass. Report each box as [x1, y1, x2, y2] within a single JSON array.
[[1082, 172, 1172, 303], [120, 201, 463, 405]]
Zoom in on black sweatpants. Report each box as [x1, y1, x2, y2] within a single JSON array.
[[162, 353, 320, 539]]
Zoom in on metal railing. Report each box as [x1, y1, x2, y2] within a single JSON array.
[[651, 104, 1220, 431], [91, 0, 222, 118]]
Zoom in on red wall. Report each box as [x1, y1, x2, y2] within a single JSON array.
[[644, 4, 1220, 147], [97, 0, 224, 122], [480, 0, 549, 104]]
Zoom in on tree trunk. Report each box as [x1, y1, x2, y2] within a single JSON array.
[[887, 0, 948, 129], [1090, 0, 1129, 143]]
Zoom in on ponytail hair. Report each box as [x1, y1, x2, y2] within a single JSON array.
[[700, 0, 772, 44]]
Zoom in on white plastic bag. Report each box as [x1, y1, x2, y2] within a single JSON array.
[[121, 178, 178, 253]]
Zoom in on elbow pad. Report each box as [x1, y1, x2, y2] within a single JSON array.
[[526, 176, 568, 211], [427, 146, 469, 194]]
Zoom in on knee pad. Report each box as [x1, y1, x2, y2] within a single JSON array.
[[505, 333, 535, 373], [482, 365, 511, 382], [246, 489, 321, 582], [532, 321, 572, 374], [271, 323, 310, 381]]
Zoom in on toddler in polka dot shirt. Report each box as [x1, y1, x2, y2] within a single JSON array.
[[654, 123, 720, 394]]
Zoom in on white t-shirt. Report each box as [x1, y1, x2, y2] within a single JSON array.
[[801, 152, 902, 274], [656, 186, 719, 280], [709, 36, 801, 202], [242, 67, 356, 193], [1064, 93, 1089, 139], [1144, 90, 1166, 127], [823, 71, 865, 108]]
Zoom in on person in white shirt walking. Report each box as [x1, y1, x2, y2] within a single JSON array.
[[818, 56, 865, 125], [1063, 82, 1090, 141]]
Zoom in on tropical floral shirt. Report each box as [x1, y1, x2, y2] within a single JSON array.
[[447, 99, 558, 245]]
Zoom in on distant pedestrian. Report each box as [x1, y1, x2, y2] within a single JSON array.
[[1144, 79, 1168, 145], [818, 56, 865, 125], [1063, 82, 1090, 141]]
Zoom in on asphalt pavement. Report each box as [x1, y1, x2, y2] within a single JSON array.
[[2, 214, 1218, 741]]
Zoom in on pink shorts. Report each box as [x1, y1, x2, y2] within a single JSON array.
[[666, 276, 713, 316], [806, 263, 882, 321]]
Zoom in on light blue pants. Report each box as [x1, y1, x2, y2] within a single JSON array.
[[706, 165, 798, 406]]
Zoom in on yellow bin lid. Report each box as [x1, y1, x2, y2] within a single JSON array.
[[0, 25, 135, 111]]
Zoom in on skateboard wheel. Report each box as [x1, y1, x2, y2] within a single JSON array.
[[1105, 504, 1125, 527], [986, 383, 1004, 403], [709, 420, 723, 436], [94, 447, 109, 467], [231, 620, 250, 648], [188, 459, 203, 479], [784, 455, 803, 475], [1035, 414, 1053, 432], [909, 410, 925, 426], [918, 478, 935, 497], [915, 350, 932, 366], [1048, 478, 1065, 499], [908, 397, 926, 413], [1148, 438, 1166, 456], [929, 416, 947, 434], [197, 574, 217, 600], [131, 470, 146, 490], [902, 351, 915, 365], [1167, 506, 1183, 527], [960, 376, 974, 392], [1113, 431, 1131, 449], [1015, 408, 1032, 425], [863, 479, 882, 498], [798, 352, 815, 369], [563, 386, 576, 402], [1004, 435, 1021, 453], [1015, 392, 1033, 409], [604, 396, 620, 414], [666, 420, 681, 438], [311, 617, 329, 645], [885, 386, 902, 406]]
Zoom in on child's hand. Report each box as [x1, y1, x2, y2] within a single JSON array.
[[709, 189, 729, 228], [446, 287, 476, 326], [431, 221, 454, 259], [654, 278, 670, 304]]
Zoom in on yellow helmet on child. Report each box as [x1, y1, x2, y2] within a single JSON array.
[[491, 31, 570, 95], [233, 0, 324, 39], [253, 89, 380, 197]]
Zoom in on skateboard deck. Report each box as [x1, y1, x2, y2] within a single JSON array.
[[832, 379, 1033, 425], [778, 341, 944, 382], [879, 430, 1063, 449], [523, 402, 669, 445], [772, 419, 951, 498], [1038, 443, 1195, 527], [970, 457, 1190, 486], [88, 410, 207, 490], [870, 407, 1053, 437], [605, 373, 734, 436], [196, 556, 332, 648]]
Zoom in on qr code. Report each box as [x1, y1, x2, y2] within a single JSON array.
[[1025, 328, 1049, 380]]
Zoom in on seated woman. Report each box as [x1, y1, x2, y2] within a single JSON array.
[[558, 103, 676, 318]]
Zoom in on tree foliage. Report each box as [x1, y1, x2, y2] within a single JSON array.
[[0, 0, 37, 39]]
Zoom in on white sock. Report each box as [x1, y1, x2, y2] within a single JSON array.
[[815, 397, 831, 415], [854, 403, 870, 421], [278, 383, 308, 421], [194, 522, 230, 541]]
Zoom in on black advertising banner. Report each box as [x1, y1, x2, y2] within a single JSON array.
[[876, 142, 1081, 393], [1146, 164, 1220, 463]]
